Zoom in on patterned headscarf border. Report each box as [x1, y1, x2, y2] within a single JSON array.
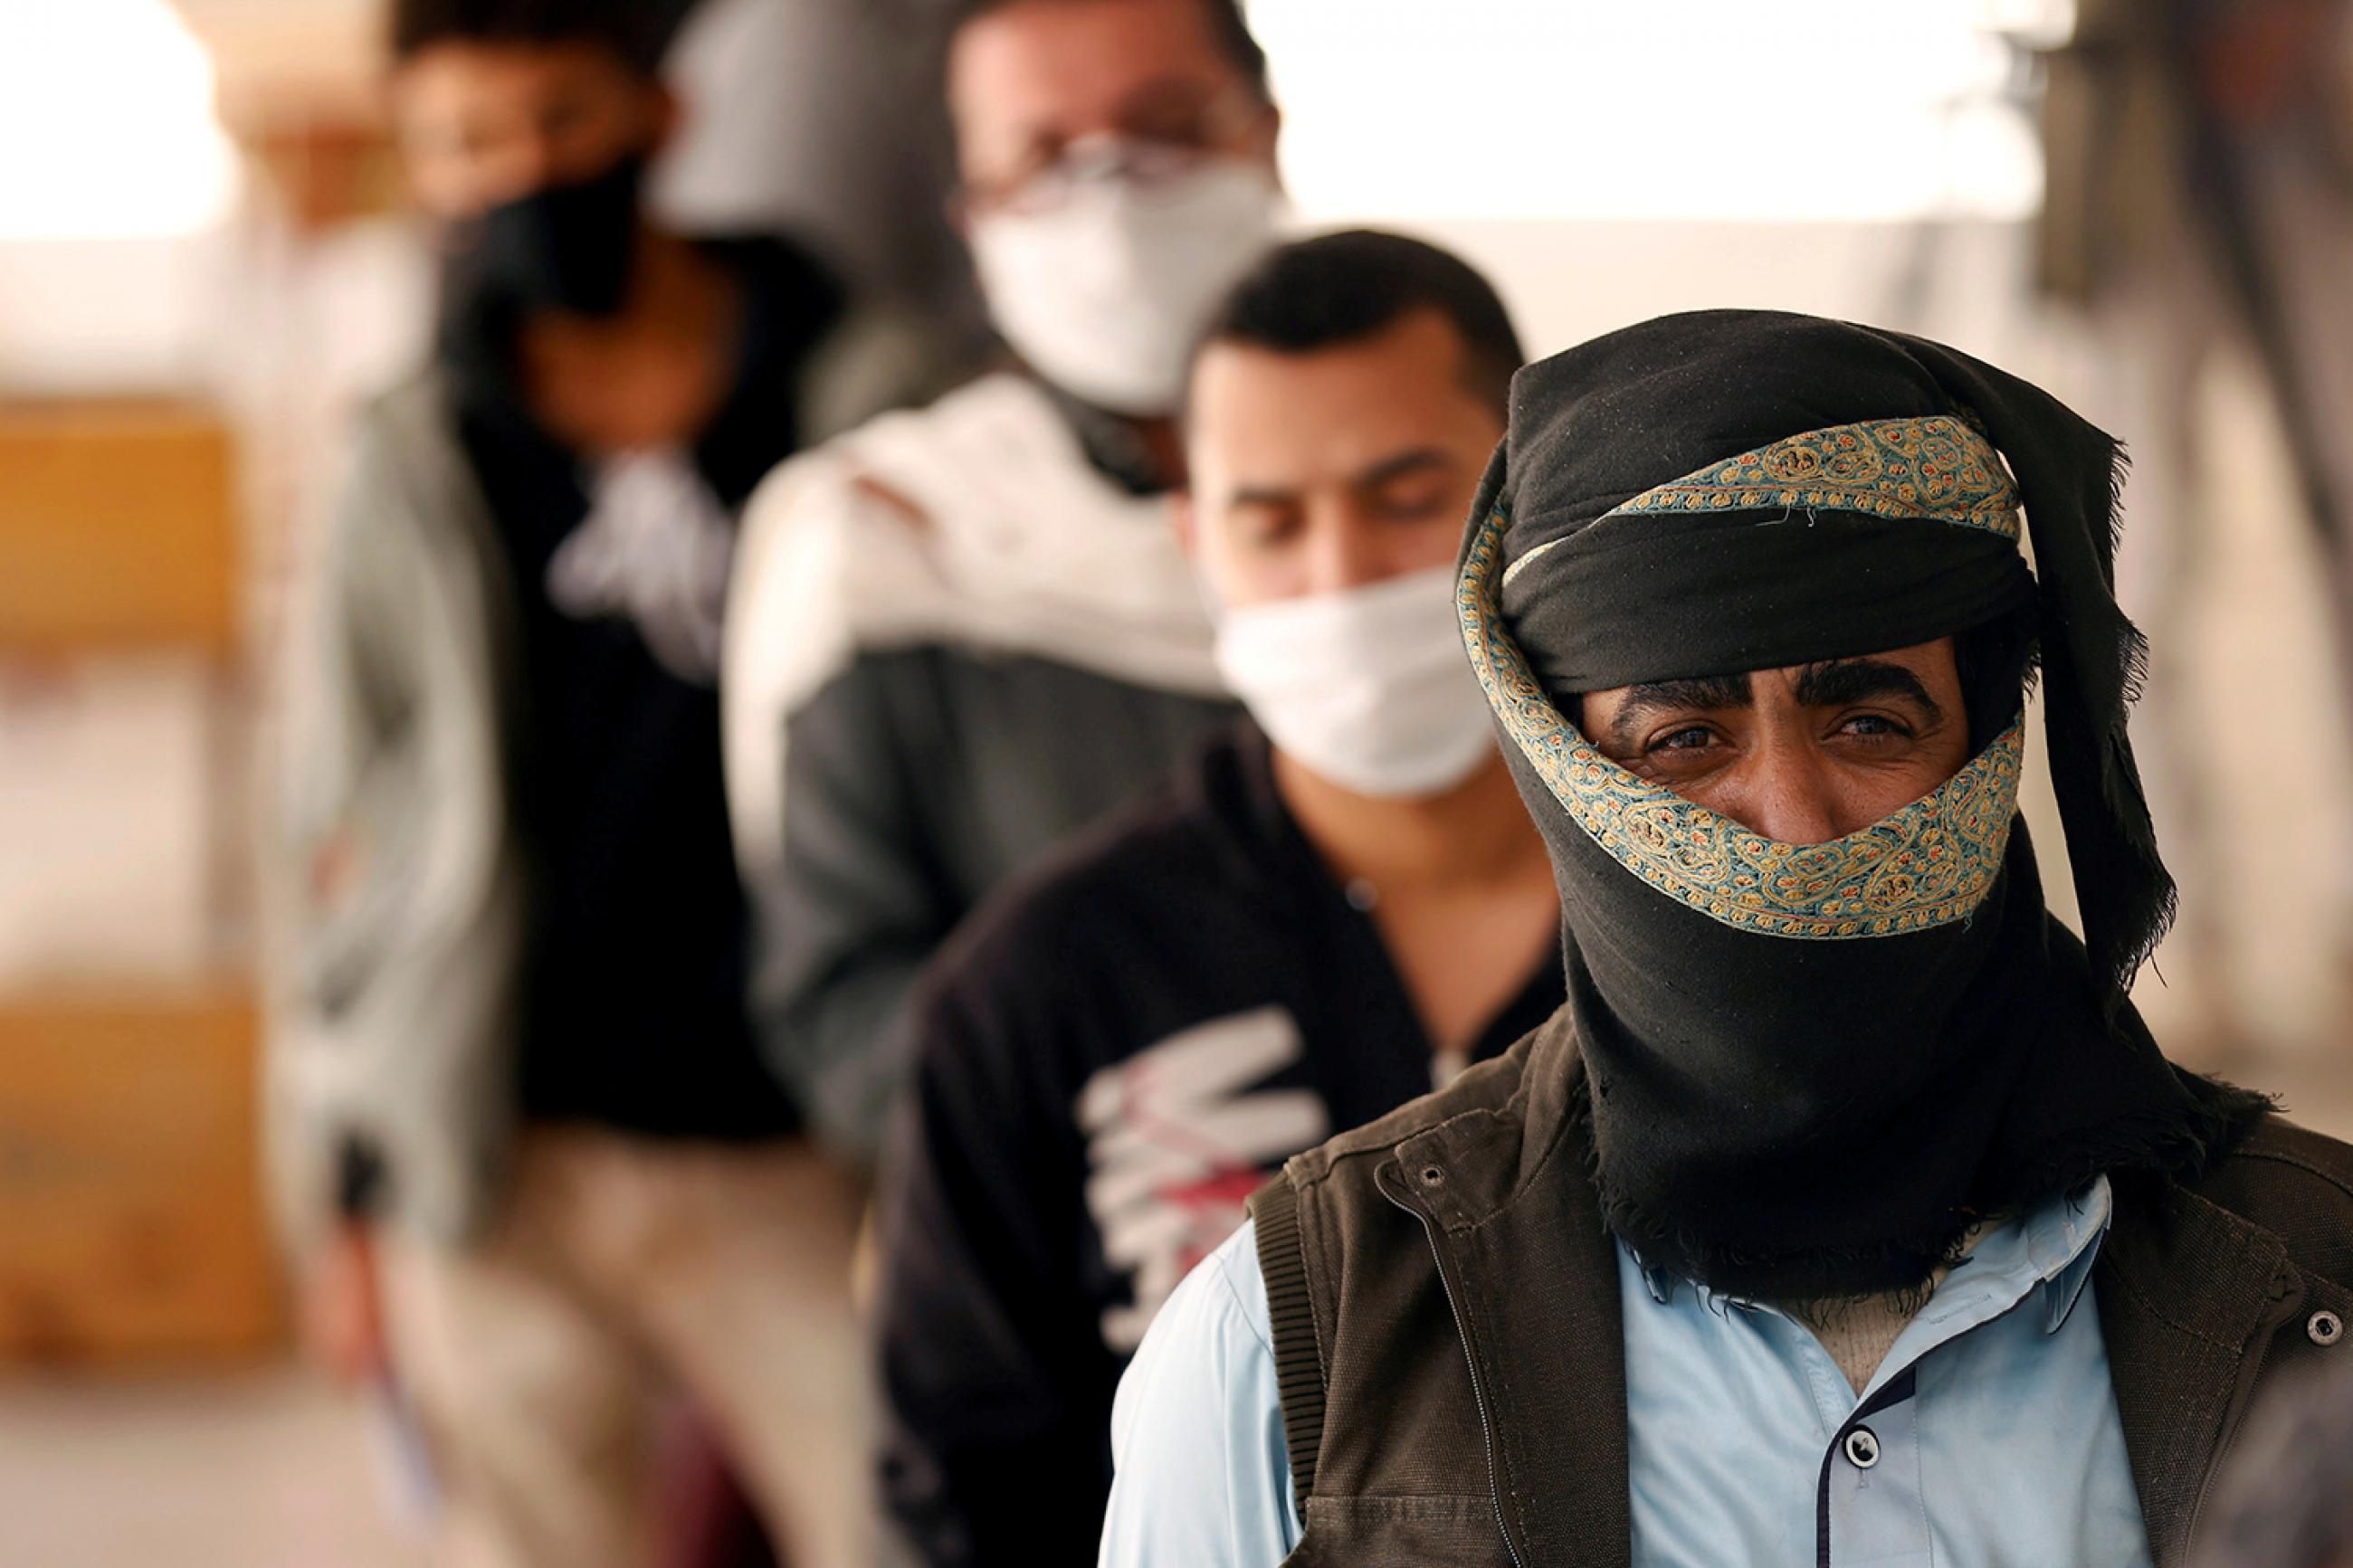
[[1603, 413, 2023, 539], [1461, 502, 2022, 939]]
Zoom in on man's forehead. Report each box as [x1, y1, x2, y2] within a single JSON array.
[[1192, 392, 1491, 505], [949, 0, 1241, 134]]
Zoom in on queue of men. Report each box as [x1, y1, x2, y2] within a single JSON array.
[[267, 0, 2353, 1565]]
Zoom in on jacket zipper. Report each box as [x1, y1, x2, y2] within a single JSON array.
[[1389, 1176, 1529, 1568]]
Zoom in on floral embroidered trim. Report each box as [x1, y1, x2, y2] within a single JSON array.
[[1460, 504, 2021, 939], [1602, 414, 2023, 541]]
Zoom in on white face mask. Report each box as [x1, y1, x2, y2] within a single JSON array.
[[1212, 565, 1498, 800], [969, 150, 1281, 416]]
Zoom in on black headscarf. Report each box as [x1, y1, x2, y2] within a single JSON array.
[[1460, 309, 2266, 1301]]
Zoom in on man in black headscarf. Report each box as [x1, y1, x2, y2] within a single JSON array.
[[1100, 310, 2353, 1568]]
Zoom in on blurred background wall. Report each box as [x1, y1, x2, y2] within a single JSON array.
[[1, 1, 2348, 1563]]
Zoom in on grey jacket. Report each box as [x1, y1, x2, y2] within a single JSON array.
[[761, 644, 1236, 1162], [267, 317, 912, 1247], [720, 370, 1238, 1164], [266, 369, 527, 1248]]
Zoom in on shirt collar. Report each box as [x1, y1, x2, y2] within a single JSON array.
[[2028, 1174, 2112, 1334]]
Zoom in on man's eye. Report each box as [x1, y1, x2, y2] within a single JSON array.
[[1370, 484, 1448, 519], [1652, 727, 1716, 753], [1839, 713, 1911, 740], [1235, 512, 1299, 547]]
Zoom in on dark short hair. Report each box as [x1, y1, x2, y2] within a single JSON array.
[[388, 0, 676, 75], [1196, 229, 1525, 417], [946, 0, 1272, 102]]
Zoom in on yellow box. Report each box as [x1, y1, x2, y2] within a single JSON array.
[[0, 990, 280, 1364], [0, 401, 238, 657]]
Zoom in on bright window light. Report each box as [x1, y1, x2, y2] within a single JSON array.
[[0, 0, 239, 240], [1252, 0, 2067, 223]]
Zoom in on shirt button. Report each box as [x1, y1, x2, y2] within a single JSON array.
[[2310, 1309, 2344, 1347], [1843, 1427, 1881, 1469]]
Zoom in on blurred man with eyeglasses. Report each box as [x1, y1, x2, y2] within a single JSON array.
[[722, 0, 1281, 1171]]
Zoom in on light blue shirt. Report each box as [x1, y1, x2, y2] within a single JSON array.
[[1100, 1177, 2151, 1568]]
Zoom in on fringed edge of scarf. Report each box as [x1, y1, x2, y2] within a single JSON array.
[[1575, 1063, 2276, 1307], [1995, 1067, 2278, 1209], [1570, 1086, 1983, 1304], [2057, 433, 2179, 1019]]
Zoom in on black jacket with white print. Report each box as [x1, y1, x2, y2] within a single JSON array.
[[873, 721, 1564, 1568]]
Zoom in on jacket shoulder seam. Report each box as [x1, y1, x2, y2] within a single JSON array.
[[2221, 1145, 2353, 1203]]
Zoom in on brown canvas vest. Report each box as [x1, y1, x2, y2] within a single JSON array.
[[1249, 1009, 2353, 1567]]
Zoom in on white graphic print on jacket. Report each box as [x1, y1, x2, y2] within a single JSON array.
[[1078, 1007, 1328, 1353]]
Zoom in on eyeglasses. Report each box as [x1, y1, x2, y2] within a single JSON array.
[[960, 92, 1268, 219]]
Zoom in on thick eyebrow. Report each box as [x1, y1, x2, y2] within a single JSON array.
[[1227, 447, 1456, 512], [1225, 481, 1301, 510], [1606, 674, 1752, 750], [1793, 658, 1944, 722], [1351, 446, 1455, 491]]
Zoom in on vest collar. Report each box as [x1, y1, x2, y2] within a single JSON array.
[[2096, 1171, 2308, 1564], [1380, 1012, 1634, 1566]]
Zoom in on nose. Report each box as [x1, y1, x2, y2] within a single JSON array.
[[1738, 736, 1843, 846], [1301, 504, 1390, 595]]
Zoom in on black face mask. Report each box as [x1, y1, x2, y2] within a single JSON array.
[[458, 150, 648, 318]]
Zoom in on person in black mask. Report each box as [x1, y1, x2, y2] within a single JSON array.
[[1100, 311, 2353, 1568], [268, 3, 900, 1563]]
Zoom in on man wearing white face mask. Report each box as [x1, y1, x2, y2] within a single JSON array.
[[871, 232, 1564, 1567], [722, 0, 1282, 1165]]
